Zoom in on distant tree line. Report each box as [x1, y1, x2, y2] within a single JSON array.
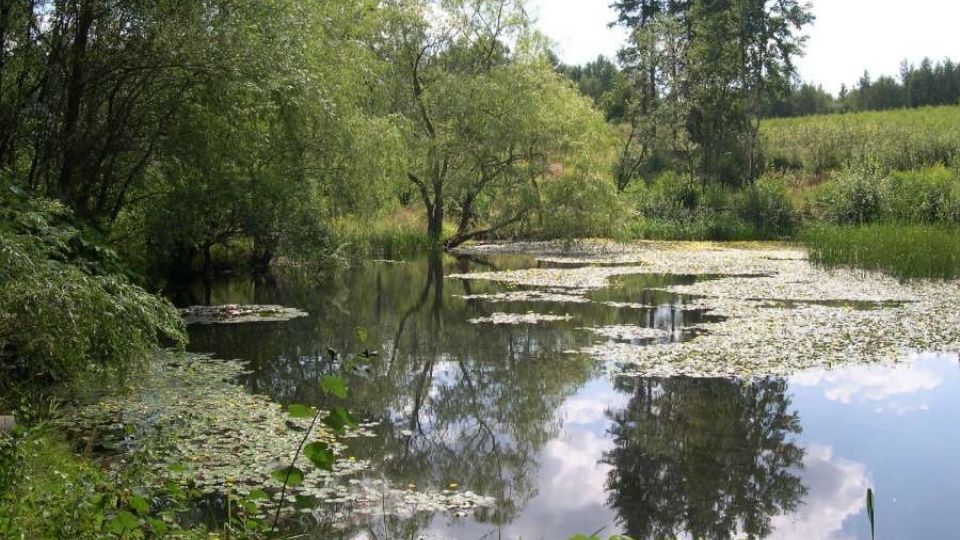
[[769, 58, 960, 117], [560, 54, 960, 122]]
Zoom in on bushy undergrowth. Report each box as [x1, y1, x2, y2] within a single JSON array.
[[802, 224, 960, 281], [762, 106, 960, 174], [623, 172, 798, 240], [804, 165, 960, 226], [0, 185, 185, 387]]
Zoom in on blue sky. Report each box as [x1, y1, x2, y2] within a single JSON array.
[[529, 0, 960, 94]]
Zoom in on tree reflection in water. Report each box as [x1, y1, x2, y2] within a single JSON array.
[[183, 252, 601, 536], [605, 376, 807, 540]]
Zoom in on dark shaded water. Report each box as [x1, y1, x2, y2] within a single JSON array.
[[173, 253, 960, 540]]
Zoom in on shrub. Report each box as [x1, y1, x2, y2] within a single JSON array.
[[0, 185, 185, 385], [538, 170, 627, 240], [882, 166, 960, 224], [733, 176, 799, 237], [813, 168, 885, 224]]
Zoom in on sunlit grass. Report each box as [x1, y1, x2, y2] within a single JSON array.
[[801, 223, 960, 281]]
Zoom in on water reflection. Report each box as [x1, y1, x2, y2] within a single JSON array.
[[605, 377, 807, 539], [170, 254, 960, 539]]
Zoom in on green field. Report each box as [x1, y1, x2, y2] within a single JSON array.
[[762, 105, 960, 174]]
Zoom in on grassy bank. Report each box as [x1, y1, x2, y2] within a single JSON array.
[[332, 208, 437, 260], [801, 224, 960, 281]]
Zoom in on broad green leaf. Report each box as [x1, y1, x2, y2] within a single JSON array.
[[108, 511, 139, 534], [271, 466, 304, 487], [321, 375, 348, 399], [356, 326, 369, 343], [147, 517, 168, 536], [287, 404, 315, 418], [322, 406, 357, 434], [128, 495, 150, 515], [304, 441, 335, 470], [247, 489, 269, 501]]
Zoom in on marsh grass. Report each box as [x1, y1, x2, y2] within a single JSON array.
[[333, 209, 438, 259], [802, 224, 960, 281]]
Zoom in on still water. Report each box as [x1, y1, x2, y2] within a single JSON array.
[[173, 253, 960, 539]]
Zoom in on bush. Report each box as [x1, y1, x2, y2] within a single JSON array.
[[537, 170, 627, 240], [882, 166, 960, 224], [733, 176, 799, 237], [0, 186, 185, 385], [813, 167, 885, 224]]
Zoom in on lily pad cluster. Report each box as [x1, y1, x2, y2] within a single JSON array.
[[179, 304, 308, 325], [468, 312, 574, 325], [455, 240, 960, 378], [62, 354, 494, 524], [455, 289, 590, 304]]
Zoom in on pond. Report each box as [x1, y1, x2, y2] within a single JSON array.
[[166, 245, 960, 539]]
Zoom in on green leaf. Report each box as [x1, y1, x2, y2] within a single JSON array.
[[304, 441, 335, 470], [108, 511, 139, 534], [321, 375, 348, 399], [167, 462, 185, 473], [356, 326, 369, 343], [322, 406, 357, 434], [147, 517, 168, 536], [128, 495, 150, 515], [271, 466, 304, 487], [287, 403, 315, 418], [247, 489, 269, 501]]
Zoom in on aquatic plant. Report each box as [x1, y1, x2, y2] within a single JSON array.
[[180, 304, 309, 325], [802, 224, 960, 281], [455, 240, 960, 377]]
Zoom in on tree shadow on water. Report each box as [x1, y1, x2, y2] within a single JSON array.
[[605, 376, 807, 540]]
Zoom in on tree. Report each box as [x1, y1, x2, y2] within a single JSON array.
[[613, 0, 813, 184], [383, 0, 611, 248], [615, 12, 695, 192]]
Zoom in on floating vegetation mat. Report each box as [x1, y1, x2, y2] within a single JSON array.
[[455, 290, 590, 303], [456, 241, 960, 377], [63, 354, 494, 526], [180, 304, 308, 325], [468, 312, 574, 325], [584, 325, 670, 341]]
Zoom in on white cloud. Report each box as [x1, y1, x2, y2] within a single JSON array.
[[792, 363, 943, 405], [770, 445, 870, 540]]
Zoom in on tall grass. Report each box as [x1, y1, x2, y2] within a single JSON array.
[[802, 224, 960, 281], [332, 208, 437, 260], [763, 106, 960, 174]]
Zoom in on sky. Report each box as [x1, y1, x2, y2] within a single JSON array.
[[528, 0, 960, 94]]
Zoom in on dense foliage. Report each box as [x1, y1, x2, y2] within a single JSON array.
[[0, 185, 184, 387]]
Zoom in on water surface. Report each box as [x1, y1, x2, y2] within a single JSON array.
[[174, 253, 960, 539]]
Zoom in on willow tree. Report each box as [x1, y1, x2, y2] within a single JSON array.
[[384, 0, 611, 248], [127, 0, 403, 273]]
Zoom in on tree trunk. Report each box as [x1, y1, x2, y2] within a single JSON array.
[[58, 1, 95, 213], [427, 179, 443, 243]]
